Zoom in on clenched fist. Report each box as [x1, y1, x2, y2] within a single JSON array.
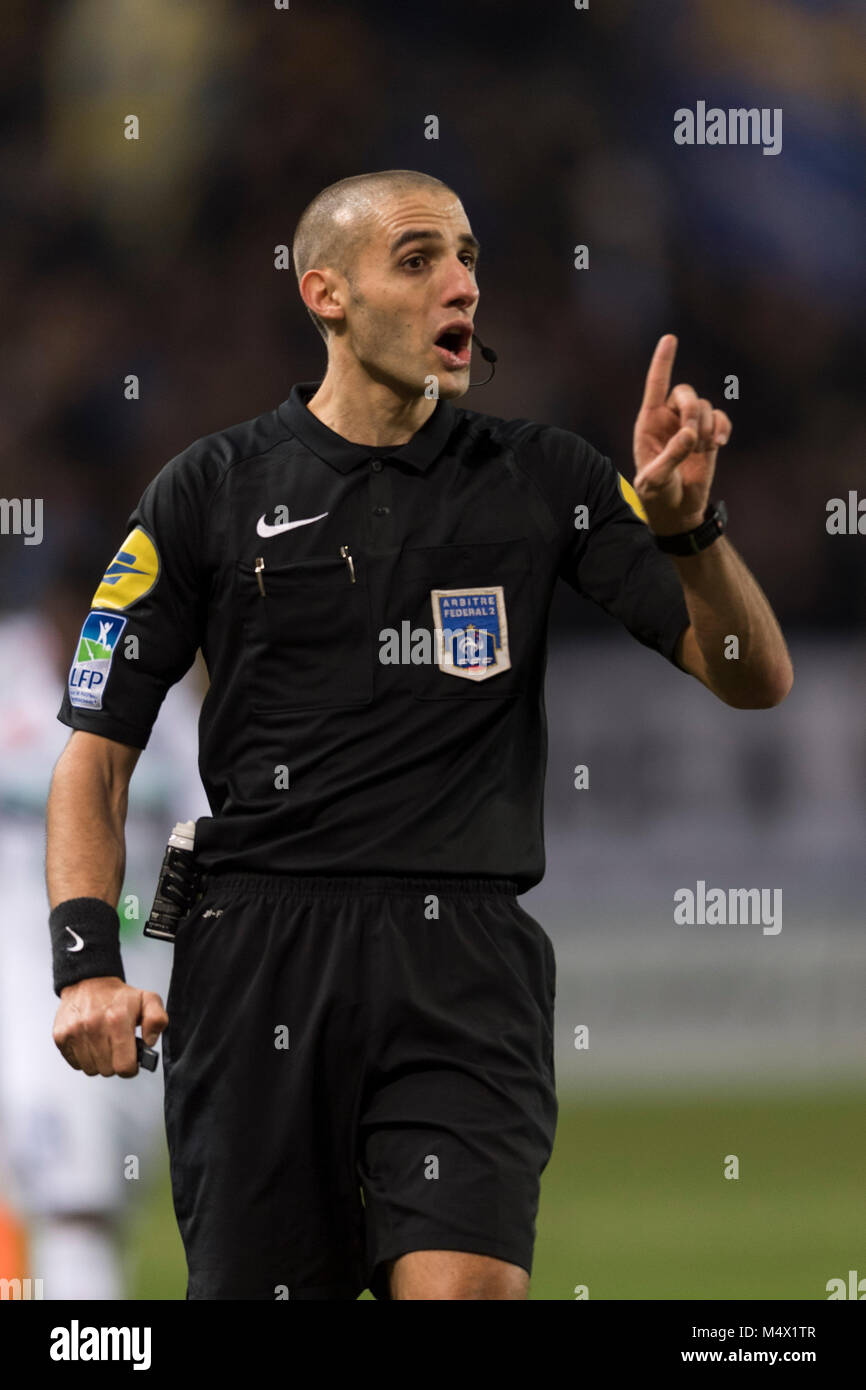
[[53, 977, 168, 1078]]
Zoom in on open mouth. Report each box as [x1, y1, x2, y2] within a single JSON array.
[[433, 323, 473, 368]]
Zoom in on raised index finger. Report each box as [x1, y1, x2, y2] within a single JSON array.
[[641, 334, 678, 410]]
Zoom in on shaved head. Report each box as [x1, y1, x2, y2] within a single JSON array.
[[293, 170, 456, 342]]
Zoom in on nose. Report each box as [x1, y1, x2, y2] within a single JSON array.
[[442, 256, 479, 311]]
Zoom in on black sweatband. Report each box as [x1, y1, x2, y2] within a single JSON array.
[[49, 898, 126, 997]]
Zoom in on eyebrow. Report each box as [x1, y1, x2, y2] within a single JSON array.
[[389, 228, 481, 258]]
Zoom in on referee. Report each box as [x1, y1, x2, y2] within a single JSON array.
[[47, 169, 793, 1301]]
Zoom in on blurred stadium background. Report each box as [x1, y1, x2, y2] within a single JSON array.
[[1, 0, 864, 1299]]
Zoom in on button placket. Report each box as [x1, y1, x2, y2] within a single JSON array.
[[367, 458, 395, 549]]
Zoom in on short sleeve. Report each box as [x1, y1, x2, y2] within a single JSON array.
[[57, 452, 210, 749], [515, 424, 690, 665]]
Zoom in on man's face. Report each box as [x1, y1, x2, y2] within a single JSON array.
[[337, 189, 480, 400]]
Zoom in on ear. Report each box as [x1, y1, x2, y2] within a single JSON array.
[[299, 268, 346, 328]]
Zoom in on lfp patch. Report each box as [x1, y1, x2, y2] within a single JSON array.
[[68, 611, 128, 710], [431, 585, 511, 682]]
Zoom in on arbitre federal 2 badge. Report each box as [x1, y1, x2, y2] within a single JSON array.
[[430, 585, 511, 681]]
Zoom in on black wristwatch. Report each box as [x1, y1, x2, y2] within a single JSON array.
[[652, 500, 728, 555]]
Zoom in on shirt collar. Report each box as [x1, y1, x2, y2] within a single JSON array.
[[279, 381, 457, 474]]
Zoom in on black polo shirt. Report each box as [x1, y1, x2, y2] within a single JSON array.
[[58, 382, 689, 892]]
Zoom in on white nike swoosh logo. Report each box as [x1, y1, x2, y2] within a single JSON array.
[[256, 511, 328, 538], [65, 927, 84, 952]]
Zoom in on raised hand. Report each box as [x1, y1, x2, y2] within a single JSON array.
[[632, 334, 731, 535]]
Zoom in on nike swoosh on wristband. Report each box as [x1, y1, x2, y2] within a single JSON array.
[[65, 927, 84, 952], [256, 511, 328, 538]]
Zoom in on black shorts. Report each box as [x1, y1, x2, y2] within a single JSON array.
[[162, 874, 558, 1300]]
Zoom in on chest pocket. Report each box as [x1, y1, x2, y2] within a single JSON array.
[[237, 557, 372, 712], [396, 539, 533, 700]]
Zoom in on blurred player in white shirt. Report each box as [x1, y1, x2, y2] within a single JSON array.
[[0, 559, 206, 1298]]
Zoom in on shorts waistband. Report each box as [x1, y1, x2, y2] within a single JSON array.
[[200, 872, 518, 898]]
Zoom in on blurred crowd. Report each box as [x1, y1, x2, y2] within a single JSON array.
[[1, 0, 864, 629]]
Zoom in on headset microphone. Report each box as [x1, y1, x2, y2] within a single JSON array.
[[468, 329, 498, 387]]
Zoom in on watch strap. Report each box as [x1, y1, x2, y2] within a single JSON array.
[[652, 500, 728, 555]]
